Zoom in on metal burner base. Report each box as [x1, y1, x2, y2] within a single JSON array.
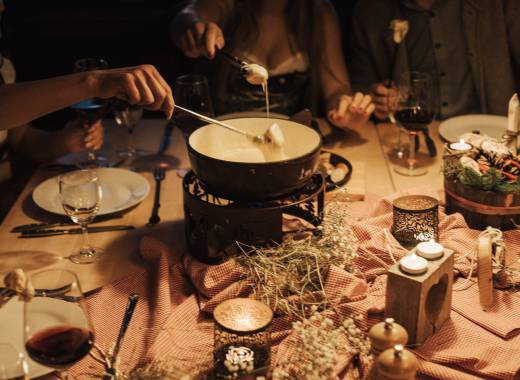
[[183, 171, 325, 263]]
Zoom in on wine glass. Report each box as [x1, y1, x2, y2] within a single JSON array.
[[71, 58, 109, 167], [0, 344, 28, 380], [59, 169, 103, 264], [113, 100, 144, 158], [393, 72, 434, 176], [24, 270, 94, 379], [174, 74, 214, 138]]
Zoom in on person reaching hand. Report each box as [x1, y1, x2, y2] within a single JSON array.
[[0, 64, 174, 130]]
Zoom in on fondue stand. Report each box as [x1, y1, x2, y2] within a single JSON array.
[[183, 117, 325, 262]]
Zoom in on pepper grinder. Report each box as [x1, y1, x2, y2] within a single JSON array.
[[368, 318, 408, 379], [368, 318, 408, 356], [377, 344, 417, 380]]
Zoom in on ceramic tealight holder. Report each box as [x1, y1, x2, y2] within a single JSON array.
[[385, 245, 454, 345]]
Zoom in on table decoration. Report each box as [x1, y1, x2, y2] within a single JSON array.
[[273, 308, 370, 380], [376, 344, 417, 380], [416, 240, 444, 260], [503, 93, 520, 153], [391, 195, 439, 246], [235, 198, 357, 318], [368, 318, 408, 356], [448, 139, 472, 153], [443, 133, 520, 229], [398, 253, 428, 275], [386, 248, 454, 344], [213, 298, 272, 379]]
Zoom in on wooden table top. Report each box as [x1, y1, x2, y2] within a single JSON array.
[[0, 118, 445, 293]]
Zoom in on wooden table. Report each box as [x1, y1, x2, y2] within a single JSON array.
[[0, 118, 445, 292]]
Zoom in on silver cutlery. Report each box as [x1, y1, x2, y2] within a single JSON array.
[[147, 167, 166, 226], [11, 214, 123, 233], [18, 225, 134, 238], [104, 293, 140, 378]]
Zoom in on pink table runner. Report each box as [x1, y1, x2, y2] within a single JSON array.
[[70, 189, 520, 379]]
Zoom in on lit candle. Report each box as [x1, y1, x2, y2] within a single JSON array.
[[416, 239, 444, 260], [449, 139, 472, 152], [399, 253, 428, 275]]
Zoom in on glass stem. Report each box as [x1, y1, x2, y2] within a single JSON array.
[[127, 127, 135, 157], [408, 131, 417, 173], [80, 224, 91, 255]]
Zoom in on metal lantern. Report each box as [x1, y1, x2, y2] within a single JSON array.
[[213, 298, 273, 379], [392, 195, 439, 246]]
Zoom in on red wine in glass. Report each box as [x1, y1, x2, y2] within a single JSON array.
[[25, 325, 93, 368], [394, 107, 434, 132]]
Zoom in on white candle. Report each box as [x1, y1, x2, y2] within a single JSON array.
[[416, 240, 444, 260], [399, 253, 428, 275], [507, 93, 519, 133], [449, 139, 472, 152]]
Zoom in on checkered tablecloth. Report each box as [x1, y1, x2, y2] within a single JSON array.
[[70, 188, 520, 380]]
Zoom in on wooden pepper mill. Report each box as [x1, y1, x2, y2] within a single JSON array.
[[385, 247, 454, 345], [368, 318, 408, 379], [368, 318, 408, 356], [377, 344, 417, 380]]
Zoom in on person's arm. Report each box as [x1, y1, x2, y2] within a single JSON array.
[[318, 1, 374, 129], [0, 65, 173, 130], [171, 0, 234, 58]]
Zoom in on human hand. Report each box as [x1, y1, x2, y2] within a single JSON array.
[[370, 83, 398, 120], [175, 21, 225, 59], [328, 92, 375, 129], [88, 65, 174, 119], [62, 119, 104, 153]]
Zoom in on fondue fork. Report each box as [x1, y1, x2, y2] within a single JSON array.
[[174, 105, 273, 144]]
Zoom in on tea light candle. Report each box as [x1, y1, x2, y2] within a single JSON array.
[[399, 253, 428, 275], [449, 139, 472, 152], [416, 240, 444, 260]]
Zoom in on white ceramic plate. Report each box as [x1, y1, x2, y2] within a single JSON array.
[[438, 114, 508, 142], [33, 168, 150, 216], [0, 297, 87, 378]]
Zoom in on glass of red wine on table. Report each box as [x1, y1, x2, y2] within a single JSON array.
[[392, 71, 434, 176], [24, 270, 94, 380]]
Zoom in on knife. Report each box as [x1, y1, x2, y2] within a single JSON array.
[[18, 225, 134, 238], [11, 214, 123, 233]]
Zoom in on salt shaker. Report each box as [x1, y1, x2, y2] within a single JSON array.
[[377, 344, 417, 380]]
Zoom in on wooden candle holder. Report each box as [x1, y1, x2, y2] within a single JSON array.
[[385, 249, 454, 345]]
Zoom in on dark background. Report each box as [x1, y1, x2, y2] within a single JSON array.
[[0, 0, 359, 86]]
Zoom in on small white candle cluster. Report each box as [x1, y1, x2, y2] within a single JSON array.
[[399, 240, 444, 275]]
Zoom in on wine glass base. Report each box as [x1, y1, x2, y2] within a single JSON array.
[[394, 166, 428, 177], [69, 247, 104, 264]]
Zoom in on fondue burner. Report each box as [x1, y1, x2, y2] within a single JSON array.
[[183, 170, 325, 263]]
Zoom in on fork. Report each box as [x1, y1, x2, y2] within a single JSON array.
[[147, 167, 166, 226]]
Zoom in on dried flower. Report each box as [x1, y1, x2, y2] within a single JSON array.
[[235, 200, 358, 319], [273, 311, 371, 380]]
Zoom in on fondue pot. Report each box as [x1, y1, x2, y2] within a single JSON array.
[[187, 118, 322, 200]]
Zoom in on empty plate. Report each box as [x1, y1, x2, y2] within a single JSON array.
[[438, 114, 508, 142], [33, 168, 150, 216]]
